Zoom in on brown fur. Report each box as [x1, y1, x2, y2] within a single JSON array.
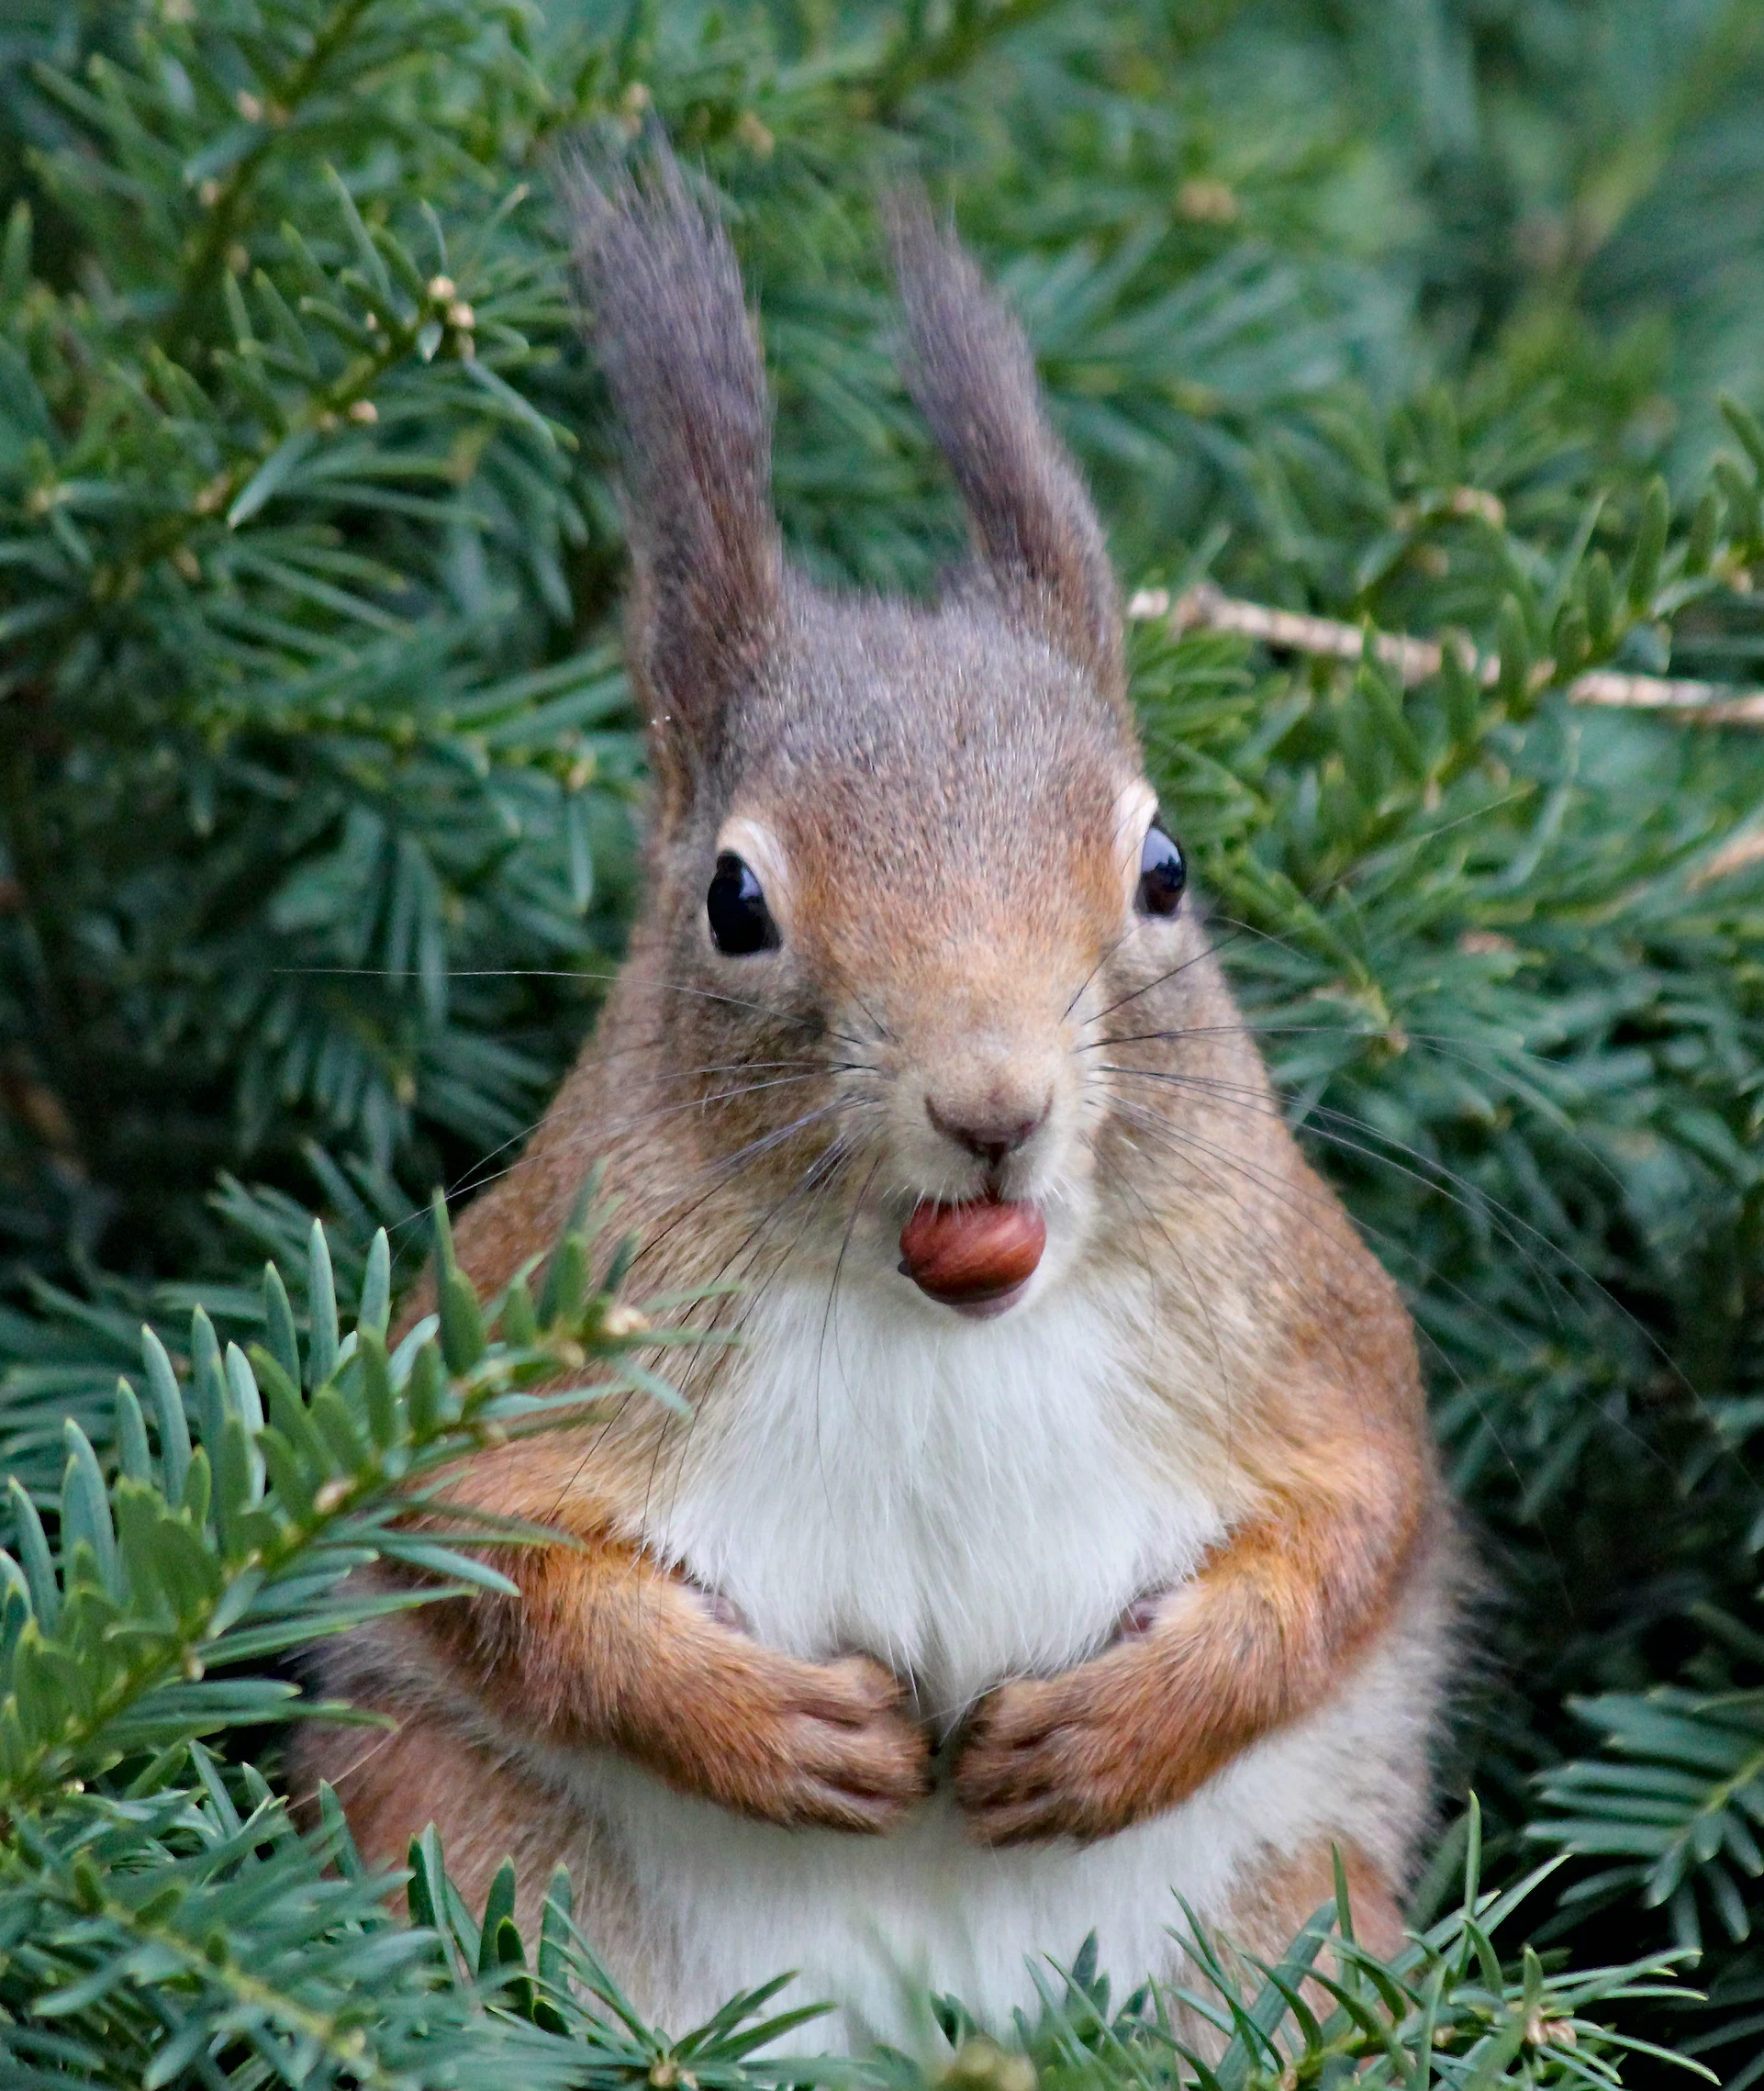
[[954, 1426, 1431, 1843], [380, 1529, 932, 1830], [1224, 1838, 1406, 1964], [293, 144, 1449, 2029]]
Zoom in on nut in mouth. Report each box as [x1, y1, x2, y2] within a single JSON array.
[[898, 1193, 1046, 1317]]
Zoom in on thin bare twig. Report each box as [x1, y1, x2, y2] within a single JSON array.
[[1127, 582, 1764, 728]]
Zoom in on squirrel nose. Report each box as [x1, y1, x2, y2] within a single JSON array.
[[925, 1093, 1051, 1170]]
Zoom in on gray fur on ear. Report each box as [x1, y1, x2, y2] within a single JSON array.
[[888, 196, 1124, 702], [564, 145, 784, 794]]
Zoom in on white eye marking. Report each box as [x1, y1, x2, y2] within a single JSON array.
[[1111, 781, 1159, 913]]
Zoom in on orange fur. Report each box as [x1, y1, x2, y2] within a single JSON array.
[[1223, 1838, 1406, 1964], [954, 1448, 1430, 1844], [384, 1526, 932, 1830], [291, 151, 1453, 2039]]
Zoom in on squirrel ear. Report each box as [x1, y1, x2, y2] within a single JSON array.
[[889, 197, 1123, 701], [566, 145, 783, 798]]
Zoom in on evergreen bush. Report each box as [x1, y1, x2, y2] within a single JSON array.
[[2, 0, 1762, 2081]]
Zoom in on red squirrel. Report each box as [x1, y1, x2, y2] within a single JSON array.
[[295, 149, 1457, 2045]]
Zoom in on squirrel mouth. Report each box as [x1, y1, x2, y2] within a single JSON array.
[[899, 1193, 1046, 1317]]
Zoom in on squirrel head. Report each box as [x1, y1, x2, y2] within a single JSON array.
[[570, 151, 1217, 1314]]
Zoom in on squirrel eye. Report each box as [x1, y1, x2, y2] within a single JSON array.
[[1136, 826, 1187, 918], [707, 853, 780, 956]]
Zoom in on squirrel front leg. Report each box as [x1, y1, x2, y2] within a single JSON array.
[[414, 1530, 933, 1833], [953, 1417, 1431, 1845]]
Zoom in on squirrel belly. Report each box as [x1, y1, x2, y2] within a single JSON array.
[[556, 1269, 1445, 2045]]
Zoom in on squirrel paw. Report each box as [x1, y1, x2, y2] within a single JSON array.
[[952, 1640, 1187, 1846], [642, 1596, 933, 1833], [756, 1651, 934, 1833]]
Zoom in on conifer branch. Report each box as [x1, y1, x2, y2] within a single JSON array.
[[161, 0, 382, 353]]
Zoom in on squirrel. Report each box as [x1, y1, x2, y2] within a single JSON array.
[[292, 147, 1457, 2047]]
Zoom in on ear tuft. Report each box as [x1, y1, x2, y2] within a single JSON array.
[[888, 196, 1123, 701], [564, 143, 783, 791]]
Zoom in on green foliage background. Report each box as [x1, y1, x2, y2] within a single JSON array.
[[2, 0, 1764, 2081]]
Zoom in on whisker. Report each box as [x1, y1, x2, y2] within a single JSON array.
[[1077, 1020, 1555, 1061], [548, 1129, 860, 1515], [673, 1132, 859, 1384], [1099, 1091, 1597, 1507], [1083, 923, 1248, 1027], [441, 1067, 838, 1209], [1063, 921, 1136, 1023], [434, 1076, 833, 1217], [1103, 1087, 1484, 1332], [628, 1099, 865, 1274], [819, 949, 895, 1049], [1100, 1062, 1610, 1323], [274, 964, 876, 1054], [645, 1137, 865, 1544], [1105, 1067, 1594, 1347], [1083, 1013, 1640, 1214], [1100, 1092, 1372, 1398], [1098, 1068, 1738, 1489], [813, 1155, 885, 1513]]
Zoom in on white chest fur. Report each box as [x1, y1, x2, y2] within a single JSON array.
[[546, 1272, 1435, 2046], [648, 1268, 1225, 1716]]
